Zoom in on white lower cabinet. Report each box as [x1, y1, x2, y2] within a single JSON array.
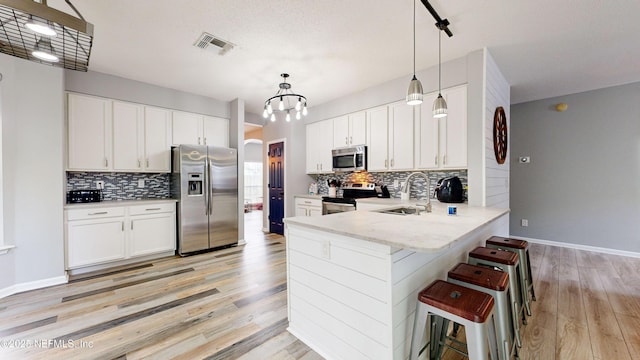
[[295, 197, 322, 217], [65, 202, 176, 270], [67, 218, 126, 268]]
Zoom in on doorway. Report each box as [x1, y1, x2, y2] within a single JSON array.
[[268, 141, 284, 235], [243, 124, 264, 242]]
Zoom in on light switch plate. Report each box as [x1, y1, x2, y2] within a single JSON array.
[[138, 179, 145, 188]]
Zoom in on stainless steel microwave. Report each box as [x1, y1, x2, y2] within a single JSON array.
[[332, 145, 367, 172]]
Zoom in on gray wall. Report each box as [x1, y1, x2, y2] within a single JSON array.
[[510, 82, 640, 253], [0, 54, 66, 287], [65, 70, 230, 118]]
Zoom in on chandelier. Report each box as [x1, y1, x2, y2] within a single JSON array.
[[262, 73, 308, 122]]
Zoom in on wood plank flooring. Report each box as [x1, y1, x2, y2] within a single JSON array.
[[0, 211, 638, 359]]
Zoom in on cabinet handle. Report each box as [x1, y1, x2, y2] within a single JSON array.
[[122, 221, 124, 231], [204, 137, 207, 145], [443, 155, 447, 165], [88, 211, 108, 215], [198, 137, 201, 145], [350, 136, 353, 144], [435, 155, 438, 165], [104, 158, 108, 167], [146, 159, 150, 167], [345, 136, 348, 145], [385, 159, 388, 167], [304, 201, 311, 204], [145, 208, 161, 211], [320, 164, 322, 171], [131, 221, 133, 230], [138, 159, 141, 168], [391, 159, 394, 167]]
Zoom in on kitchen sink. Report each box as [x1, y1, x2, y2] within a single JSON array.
[[375, 206, 420, 216]]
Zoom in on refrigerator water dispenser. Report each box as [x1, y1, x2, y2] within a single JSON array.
[[188, 173, 203, 195]]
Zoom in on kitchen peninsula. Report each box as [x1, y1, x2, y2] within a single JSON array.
[[284, 202, 509, 360]]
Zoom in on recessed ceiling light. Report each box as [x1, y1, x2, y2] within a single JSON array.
[[25, 16, 57, 37]]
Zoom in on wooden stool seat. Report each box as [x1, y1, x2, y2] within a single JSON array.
[[486, 236, 527, 250], [448, 263, 509, 292], [469, 246, 519, 266], [418, 280, 495, 323]]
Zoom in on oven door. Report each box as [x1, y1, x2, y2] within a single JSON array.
[[322, 201, 356, 215]]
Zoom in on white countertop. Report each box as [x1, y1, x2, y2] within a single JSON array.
[[64, 198, 177, 209], [284, 201, 509, 253], [294, 194, 324, 200]]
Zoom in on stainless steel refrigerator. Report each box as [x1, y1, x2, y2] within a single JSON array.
[[171, 145, 238, 255]]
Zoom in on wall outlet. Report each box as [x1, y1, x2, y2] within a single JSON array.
[[138, 179, 145, 188], [95, 181, 104, 189], [519, 156, 531, 164], [521, 219, 529, 227]]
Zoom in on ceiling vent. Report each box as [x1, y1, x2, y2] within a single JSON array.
[[194, 32, 234, 55]]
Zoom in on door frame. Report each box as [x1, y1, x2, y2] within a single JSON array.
[[264, 138, 287, 233]]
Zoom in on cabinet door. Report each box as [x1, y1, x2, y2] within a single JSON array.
[[203, 116, 229, 147], [441, 86, 467, 168], [366, 106, 389, 171], [318, 120, 334, 172], [112, 101, 144, 171], [332, 115, 350, 148], [129, 213, 176, 257], [349, 111, 367, 146], [307, 206, 323, 217], [389, 101, 414, 170], [67, 218, 126, 268], [172, 111, 202, 145], [144, 107, 171, 172], [415, 92, 440, 169], [295, 206, 308, 217], [68, 93, 112, 170]]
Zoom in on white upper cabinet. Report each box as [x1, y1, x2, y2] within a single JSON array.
[[171, 111, 203, 145], [366, 102, 414, 171], [172, 112, 229, 147], [332, 111, 366, 148], [144, 106, 172, 172], [415, 85, 467, 170], [203, 115, 229, 147], [306, 119, 333, 174], [67, 93, 112, 171], [112, 101, 144, 171]]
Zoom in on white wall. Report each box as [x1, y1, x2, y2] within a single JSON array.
[[0, 54, 66, 291], [510, 82, 640, 253], [245, 142, 263, 162]]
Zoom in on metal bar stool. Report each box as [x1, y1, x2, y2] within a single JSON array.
[[468, 246, 527, 332], [448, 263, 520, 360], [486, 236, 536, 316], [409, 280, 500, 360]]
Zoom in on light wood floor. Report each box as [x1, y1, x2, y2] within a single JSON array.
[[0, 213, 638, 359]]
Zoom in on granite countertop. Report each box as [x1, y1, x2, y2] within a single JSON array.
[[64, 198, 177, 209], [284, 202, 509, 253]]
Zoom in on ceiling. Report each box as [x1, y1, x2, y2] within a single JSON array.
[[46, 0, 640, 116]]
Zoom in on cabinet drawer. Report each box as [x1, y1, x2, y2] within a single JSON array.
[[128, 202, 175, 215], [67, 207, 125, 221], [295, 198, 322, 207]]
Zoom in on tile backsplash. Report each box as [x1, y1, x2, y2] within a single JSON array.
[[311, 169, 468, 201], [66, 172, 170, 201]]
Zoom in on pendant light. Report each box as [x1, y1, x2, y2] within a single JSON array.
[[406, 0, 423, 105], [262, 73, 308, 122], [432, 27, 447, 118]]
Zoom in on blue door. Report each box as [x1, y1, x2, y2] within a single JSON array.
[[269, 142, 284, 235]]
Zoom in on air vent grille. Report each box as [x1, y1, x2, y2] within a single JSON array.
[[193, 32, 234, 55]]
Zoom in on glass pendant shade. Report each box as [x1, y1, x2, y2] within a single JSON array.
[[270, 113, 276, 122], [433, 94, 448, 118], [278, 98, 284, 111], [302, 104, 308, 116], [262, 107, 268, 118], [406, 75, 423, 105], [295, 98, 302, 111], [285, 111, 291, 122], [32, 38, 59, 62], [267, 102, 273, 114], [296, 111, 301, 120]]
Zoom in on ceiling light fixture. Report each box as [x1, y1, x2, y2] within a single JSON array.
[[406, 0, 423, 106], [263, 73, 308, 122], [0, 0, 94, 71], [433, 26, 447, 118]]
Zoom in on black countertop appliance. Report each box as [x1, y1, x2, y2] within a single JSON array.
[[434, 176, 465, 203]]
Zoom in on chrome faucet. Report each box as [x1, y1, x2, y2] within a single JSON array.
[[401, 172, 432, 213]]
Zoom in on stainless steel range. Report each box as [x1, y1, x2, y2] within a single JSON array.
[[322, 182, 385, 215]]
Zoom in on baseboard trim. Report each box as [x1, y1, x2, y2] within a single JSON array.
[[509, 235, 640, 259], [0, 275, 68, 299], [287, 326, 334, 360]]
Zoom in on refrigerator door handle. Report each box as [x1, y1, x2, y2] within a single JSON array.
[[204, 156, 209, 215], [208, 158, 213, 216]]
